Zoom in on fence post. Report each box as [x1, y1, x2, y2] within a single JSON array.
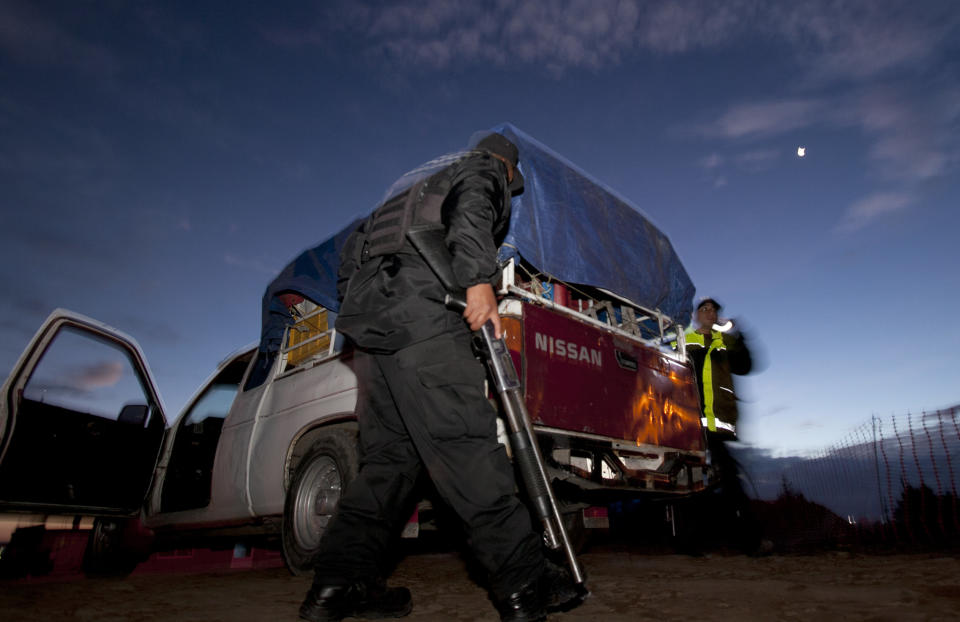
[[871, 416, 887, 528], [937, 408, 960, 534], [892, 415, 913, 546], [907, 411, 933, 542], [921, 410, 946, 539]]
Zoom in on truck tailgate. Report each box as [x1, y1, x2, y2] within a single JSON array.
[[519, 302, 702, 451]]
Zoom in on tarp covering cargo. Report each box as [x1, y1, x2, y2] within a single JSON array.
[[261, 123, 694, 348]]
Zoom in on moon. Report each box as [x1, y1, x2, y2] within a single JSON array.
[[797, 146, 806, 157]]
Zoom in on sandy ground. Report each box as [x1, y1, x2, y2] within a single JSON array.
[[2, 545, 960, 621]]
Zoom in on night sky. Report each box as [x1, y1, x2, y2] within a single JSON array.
[[2, 1, 958, 454]]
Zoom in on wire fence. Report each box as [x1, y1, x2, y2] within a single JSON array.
[[743, 404, 960, 551]]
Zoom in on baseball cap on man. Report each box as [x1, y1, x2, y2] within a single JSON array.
[[476, 132, 518, 164], [696, 297, 722, 312], [476, 132, 524, 194]]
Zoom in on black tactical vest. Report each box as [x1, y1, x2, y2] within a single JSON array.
[[362, 151, 504, 260]]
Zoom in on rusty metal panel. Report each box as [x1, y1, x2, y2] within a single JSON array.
[[520, 302, 703, 451]]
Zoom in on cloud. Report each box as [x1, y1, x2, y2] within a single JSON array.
[[636, 0, 747, 54], [700, 153, 723, 169], [23, 366, 126, 404], [770, 1, 960, 85], [706, 99, 825, 139], [278, 1, 956, 189], [869, 131, 948, 182], [7, 0, 953, 87], [735, 149, 781, 171], [267, 0, 958, 83], [836, 192, 915, 233], [70, 360, 125, 391], [268, 0, 752, 72], [701, 86, 958, 185], [697, 148, 779, 185], [698, 153, 727, 187], [855, 85, 960, 182]]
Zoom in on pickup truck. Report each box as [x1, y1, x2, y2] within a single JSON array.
[[0, 124, 707, 575]]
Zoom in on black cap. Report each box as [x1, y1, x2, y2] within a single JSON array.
[[697, 297, 722, 312], [476, 132, 524, 195], [476, 132, 519, 165]]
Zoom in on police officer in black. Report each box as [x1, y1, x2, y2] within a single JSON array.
[[299, 133, 569, 622]]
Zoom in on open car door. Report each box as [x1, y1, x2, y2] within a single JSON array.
[[0, 309, 167, 516]]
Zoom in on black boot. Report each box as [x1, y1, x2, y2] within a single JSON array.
[[299, 580, 412, 622], [541, 560, 587, 613], [496, 579, 546, 622]]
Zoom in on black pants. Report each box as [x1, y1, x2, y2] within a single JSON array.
[[705, 431, 761, 552], [312, 329, 544, 599]]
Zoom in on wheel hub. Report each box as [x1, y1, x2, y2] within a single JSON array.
[[293, 455, 342, 550]]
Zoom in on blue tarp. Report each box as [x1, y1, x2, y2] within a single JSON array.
[[261, 123, 694, 346], [490, 123, 694, 325]]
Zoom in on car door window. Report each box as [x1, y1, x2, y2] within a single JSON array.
[[0, 326, 163, 512], [160, 354, 250, 513]]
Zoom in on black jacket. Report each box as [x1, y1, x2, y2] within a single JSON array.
[[335, 152, 513, 352]]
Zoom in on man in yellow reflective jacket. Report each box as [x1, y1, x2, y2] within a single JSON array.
[[685, 297, 752, 435], [683, 297, 759, 553]]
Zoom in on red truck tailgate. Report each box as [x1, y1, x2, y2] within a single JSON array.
[[519, 302, 702, 451]]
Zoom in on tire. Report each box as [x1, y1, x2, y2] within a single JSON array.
[[282, 429, 359, 575], [82, 518, 142, 577]]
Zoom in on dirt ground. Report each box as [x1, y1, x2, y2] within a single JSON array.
[[2, 544, 960, 621]]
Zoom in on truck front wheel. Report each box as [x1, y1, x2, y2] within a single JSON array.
[[282, 430, 358, 575], [82, 518, 147, 577]]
